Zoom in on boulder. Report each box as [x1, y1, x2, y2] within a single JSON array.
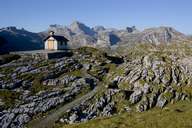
[[102, 102, 115, 116], [0, 73, 5, 78], [130, 89, 143, 104], [142, 83, 151, 94], [129, 69, 142, 84], [69, 113, 79, 124], [124, 106, 132, 112], [149, 92, 159, 108], [156, 94, 167, 108], [1, 80, 22, 89], [15, 66, 33, 74], [137, 96, 149, 112], [83, 64, 91, 70], [22, 81, 32, 89], [0, 113, 15, 128], [143, 56, 152, 67], [95, 96, 107, 110], [11, 114, 31, 127]]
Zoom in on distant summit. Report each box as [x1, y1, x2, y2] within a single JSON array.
[[93, 26, 106, 32], [69, 21, 96, 36], [139, 27, 187, 44]]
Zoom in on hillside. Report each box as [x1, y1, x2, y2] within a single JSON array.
[[1, 44, 192, 128], [0, 27, 43, 53]]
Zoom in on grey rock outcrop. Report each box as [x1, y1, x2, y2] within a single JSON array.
[[60, 89, 118, 124]]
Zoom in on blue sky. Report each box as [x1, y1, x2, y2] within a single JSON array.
[[0, 0, 191, 34]]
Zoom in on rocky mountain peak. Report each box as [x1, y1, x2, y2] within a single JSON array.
[[93, 26, 106, 32], [0, 27, 32, 35], [139, 26, 188, 44], [69, 21, 96, 36], [0, 27, 18, 34], [5, 26, 17, 31], [49, 24, 64, 29], [143, 27, 176, 34], [126, 26, 138, 33], [70, 21, 82, 26]]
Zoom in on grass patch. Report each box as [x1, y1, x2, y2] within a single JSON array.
[[111, 91, 132, 113], [0, 90, 20, 109], [18, 73, 35, 81], [118, 82, 130, 90], [0, 66, 16, 74], [76, 47, 108, 62], [66, 70, 82, 77], [0, 54, 20, 65], [163, 92, 174, 102], [30, 73, 49, 94]]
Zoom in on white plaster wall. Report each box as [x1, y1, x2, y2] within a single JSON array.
[[45, 40, 48, 49], [54, 40, 58, 50]]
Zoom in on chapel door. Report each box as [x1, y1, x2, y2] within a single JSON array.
[[48, 40, 54, 50]]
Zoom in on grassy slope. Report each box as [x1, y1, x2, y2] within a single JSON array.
[[62, 101, 192, 128]]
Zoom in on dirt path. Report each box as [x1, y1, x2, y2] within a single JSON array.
[[27, 85, 101, 128]]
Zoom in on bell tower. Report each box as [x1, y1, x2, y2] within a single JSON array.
[[49, 31, 55, 36]]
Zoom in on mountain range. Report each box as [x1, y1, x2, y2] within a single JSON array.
[[0, 21, 191, 53]]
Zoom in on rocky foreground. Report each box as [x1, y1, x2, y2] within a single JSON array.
[[1, 45, 192, 128]]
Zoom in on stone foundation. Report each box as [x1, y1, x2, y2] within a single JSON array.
[[10, 50, 73, 59]]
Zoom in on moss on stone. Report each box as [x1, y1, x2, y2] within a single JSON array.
[[0, 90, 20, 109], [163, 92, 174, 102]]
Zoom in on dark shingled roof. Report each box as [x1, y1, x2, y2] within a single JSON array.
[[44, 35, 69, 42]]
